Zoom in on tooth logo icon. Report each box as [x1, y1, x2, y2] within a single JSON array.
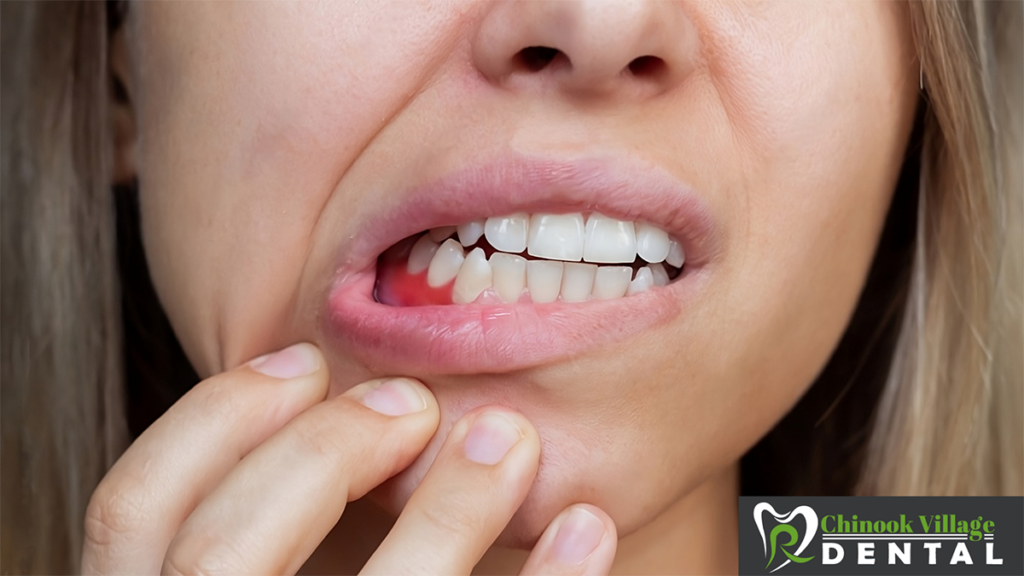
[[753, 502, 817, 573]]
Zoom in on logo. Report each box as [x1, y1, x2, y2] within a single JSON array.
[[753, 502, 817, 573], [738, 497, 1023, 575]]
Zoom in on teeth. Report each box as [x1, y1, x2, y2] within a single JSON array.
[[489, 252, 527, 303], [626, 267, 654, 295], [635, 222, 670, 263], [484, 213, 529, 253], [526, 260, 564, 303], [583, 214, 637, 264], [398, 213, 685, 305], [666, 239, 685, 268], [560, 262, 597, 303], [591, 266, 632, 299], [452, 248, 492, 304], [647, 262, 670, 287], [428, 226, 457, 242], [457, 219, 485, 247], [528, 213, 585, 262], [407, 235, 440, 274], [426, 239, 465, 287]]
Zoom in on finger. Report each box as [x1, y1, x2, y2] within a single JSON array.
[[82, 343, 328, 575], [161, 377, 439, 576], [361, 407, 541, 576], [519, 504, 617, 576]]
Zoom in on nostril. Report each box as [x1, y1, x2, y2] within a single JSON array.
[[516, 46, 563, 72], [627, 55, 666, 78]]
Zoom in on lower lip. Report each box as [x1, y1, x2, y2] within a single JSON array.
[[323, 264, 707, 375]]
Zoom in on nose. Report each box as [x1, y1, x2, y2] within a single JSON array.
[[472, 0, 698, 100]]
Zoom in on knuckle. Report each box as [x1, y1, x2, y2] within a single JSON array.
[[415, 488, 482, 540], [83, 475, 150, 549], [288, 410, 358, 457], [190, 375, 245, 416], [285, 398, 375, 458]]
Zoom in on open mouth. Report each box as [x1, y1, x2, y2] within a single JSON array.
[[374, 213, 685, 307], [323, 155, 718, 374]]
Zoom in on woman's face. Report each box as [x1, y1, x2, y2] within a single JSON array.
[[118, 0, 918, 545]]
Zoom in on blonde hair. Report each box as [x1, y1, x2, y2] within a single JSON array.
[[861, 0, 1023, 496], [1, 1, 1021, 573]]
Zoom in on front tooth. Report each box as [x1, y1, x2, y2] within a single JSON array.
[[666, 239, 685, 268], [489, 252, 527, 303], [526, 260, 564, 303], [452, 248, 492, 304], [635, 222, 670, 263], [591, 266, 632, 299], [457, 219, 485, 247], [647, 262, 670, 287], [426, 239, 465, 287], [527, 213, 585, 261], [583, 214, 637, 264], [428, 226, 457, 242], [484, 213, 529, 253], [407, 235, 440, 274], [626, 267, 654, 295], [560, 262, 597, 303]]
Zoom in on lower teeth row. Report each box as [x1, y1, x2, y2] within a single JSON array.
[[410, 235, 679, 304]]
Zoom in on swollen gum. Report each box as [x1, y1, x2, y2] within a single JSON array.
[[374, 240, 454, 306]]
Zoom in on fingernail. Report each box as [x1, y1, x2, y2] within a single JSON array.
[[250, 344, 319, 379], [552, 507, 604, 565], [463, 412, 523, 465], [359, 378, 428, 416]]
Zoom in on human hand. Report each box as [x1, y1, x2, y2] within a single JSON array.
[[81, 343, 617, 575]]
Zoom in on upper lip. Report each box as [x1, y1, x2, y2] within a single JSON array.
[[332, 153, 720, 289], [322, 153, 721, 374]]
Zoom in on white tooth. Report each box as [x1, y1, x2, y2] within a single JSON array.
[[635, 222, 670, 263], [426, 239, 465, 287], [647, 262, 670, 287], [526, 260, 564, 303], [527, 213, 585, 261], [591, 266, 632, 299], [626, 267, 654, 296], [484, 213, 529, 253], [428, 226, 457, 242], [560, 262, 597, 303], [489, 252, 527, 303], [452, 248, 492, 304], [407, 235, 440, 274], [583, 214, 637, 264], [457, 219, 485, 247], [666, 239, 685, 268]]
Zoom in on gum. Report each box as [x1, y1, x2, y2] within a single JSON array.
[[374, 240, 454, 306]]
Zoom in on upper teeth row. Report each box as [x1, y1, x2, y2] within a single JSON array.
[[426, 212, 685, 266], [414, 238, 673, 304]]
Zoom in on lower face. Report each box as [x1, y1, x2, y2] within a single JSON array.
[[123, 0, 919, 545]]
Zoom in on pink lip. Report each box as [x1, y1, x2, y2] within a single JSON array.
[[322, 155, 720, 375]]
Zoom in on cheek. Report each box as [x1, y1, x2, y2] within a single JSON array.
[[128, 2, 466, 374], [696, 1, 917, 392]]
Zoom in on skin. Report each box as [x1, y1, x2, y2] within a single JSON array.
[[90, 0, 919, 573]]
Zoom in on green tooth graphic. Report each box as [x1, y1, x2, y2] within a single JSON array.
[[767, 524, 815, 569], [754, 502, 818, 573]]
